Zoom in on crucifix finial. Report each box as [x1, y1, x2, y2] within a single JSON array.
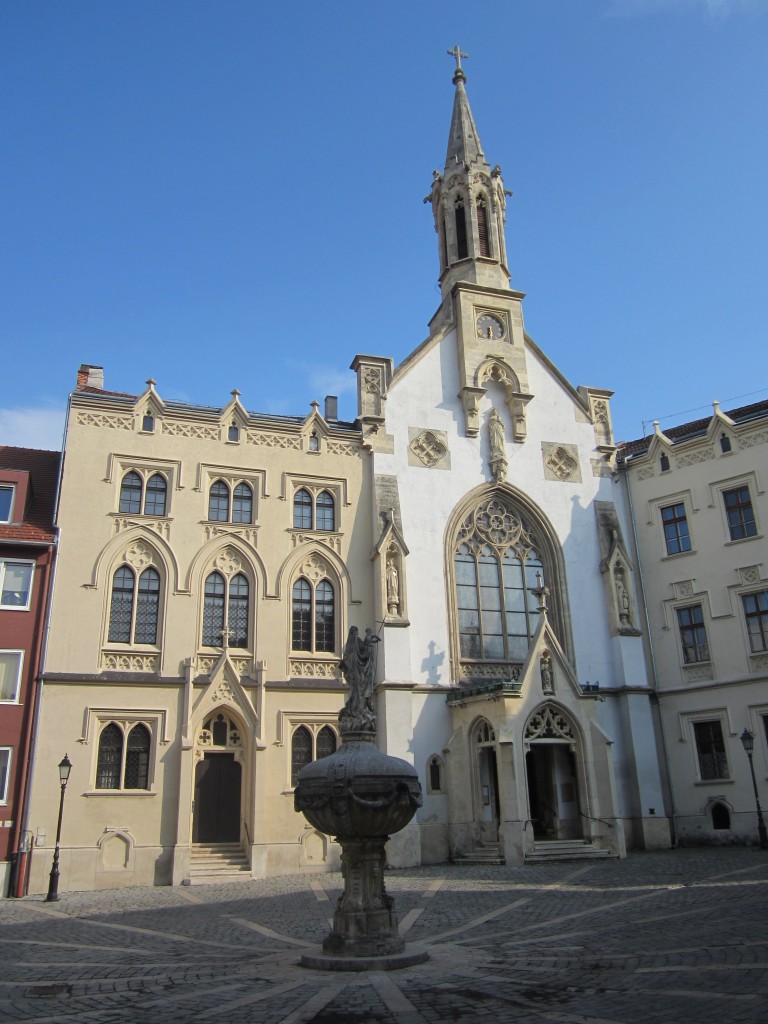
[[531, 571, 550, 614], [447, 44, 468, 82], [219, 626, 235, 650]]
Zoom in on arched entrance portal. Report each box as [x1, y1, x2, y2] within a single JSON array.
[[473, 719, 500, 841], [525, 704, 582, 841], [193, 711, 244, 844]]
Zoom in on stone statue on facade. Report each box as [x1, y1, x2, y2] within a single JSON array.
[[386, 557, 400, 615], [488, 407, 507, 483]]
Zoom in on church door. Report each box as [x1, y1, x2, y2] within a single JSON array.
[[193, 753, 241, 843], [526, 744, 582, 840]]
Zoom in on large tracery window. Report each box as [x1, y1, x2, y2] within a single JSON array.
[[455, 496, 548, 667]]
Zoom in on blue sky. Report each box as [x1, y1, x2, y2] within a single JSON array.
[[2, 0, 767, 449]]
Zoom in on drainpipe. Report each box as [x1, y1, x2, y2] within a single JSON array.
[[621, 464, 678, 847]]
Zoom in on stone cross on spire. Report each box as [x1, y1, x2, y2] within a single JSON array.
[[219, 626, 235, 650], [447, 44, 468, 81]]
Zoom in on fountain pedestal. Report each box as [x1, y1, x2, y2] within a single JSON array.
[[294, 628, 427, 970]]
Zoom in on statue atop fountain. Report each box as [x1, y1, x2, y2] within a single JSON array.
[[294, 626, 426, 969]]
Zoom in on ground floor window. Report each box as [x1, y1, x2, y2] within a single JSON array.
[[291, 724, 338, 786], [693, 720, 729, 780], [96, 722, 151, 790]]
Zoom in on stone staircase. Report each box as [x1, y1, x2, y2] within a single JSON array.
[[189, 843, 251, 884], [525, 839, 614, 863], [452, 841, 506, 866]]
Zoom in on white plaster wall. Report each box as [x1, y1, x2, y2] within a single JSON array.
[[374, 330, 636, 694]]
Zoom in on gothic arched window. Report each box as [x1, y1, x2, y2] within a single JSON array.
[[208, 480, 230, 522], [291, 725, 312, 786], [232, 482, 253, 524], [107, 565, 161, 645], [202, 570, 249, 648], [144, 474, 167, 517], [454, 496, 555, 672], [292, 576, 335, 653], [316, 491, 335, 531], [455, 196, 468, 260], [119, 472, 143, 514], [125, 724, 151, 789], [96, 723, 123, 789], [476, 195, 490, 257], [293, 488, 312, 529]]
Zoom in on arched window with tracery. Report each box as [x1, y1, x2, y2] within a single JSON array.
[[292, 576, 335, 653], [232, 482, 253, 523], [454, 495, 559, 676], [96, 721, 152, 790], [202, 570, 249, 648], [108, 565, 161, 645]]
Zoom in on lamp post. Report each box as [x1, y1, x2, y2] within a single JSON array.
[[46, 754, 72, 902], [739, 729, 768, 851]]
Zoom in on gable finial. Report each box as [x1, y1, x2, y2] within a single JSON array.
[[447, 43, 468, 83]]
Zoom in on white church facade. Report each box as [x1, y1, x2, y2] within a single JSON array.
[[26, 55, 673, 893]]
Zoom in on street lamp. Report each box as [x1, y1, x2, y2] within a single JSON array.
[[739, 729, 768, 851], [46, 754, 72, 902]]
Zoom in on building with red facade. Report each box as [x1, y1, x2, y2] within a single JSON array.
[[0, 447, 59, 896]]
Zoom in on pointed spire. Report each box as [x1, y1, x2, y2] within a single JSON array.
[[445, 45, 485, 170]]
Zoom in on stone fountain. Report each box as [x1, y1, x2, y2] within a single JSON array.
[[294, 626, 427, 970]]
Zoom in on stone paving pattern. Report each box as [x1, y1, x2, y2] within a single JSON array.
[[1, 848, 767, 1023]]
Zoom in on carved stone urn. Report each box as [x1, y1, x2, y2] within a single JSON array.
[[294, 627, 425, 967]]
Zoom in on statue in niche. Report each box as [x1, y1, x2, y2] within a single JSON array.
[[386, 554, 400, 615], [615, 565, 632, 628], [339, 626, 379, 734], [488, 408, 507, 483], [540, 652, 554, 694]]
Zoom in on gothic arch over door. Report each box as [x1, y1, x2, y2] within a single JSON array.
[[524, 704, 583, 841]]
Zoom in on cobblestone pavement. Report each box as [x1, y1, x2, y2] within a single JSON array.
[[1, 848, 767, 1023]]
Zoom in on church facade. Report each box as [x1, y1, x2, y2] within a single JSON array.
[[26, 57, 672, 894]]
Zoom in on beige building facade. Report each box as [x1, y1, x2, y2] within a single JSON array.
[[25, 57, 688, 894], [620, 401, 768, 846]]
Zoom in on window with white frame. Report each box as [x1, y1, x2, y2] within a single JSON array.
[[0, 485, 13, 523], [0, 748, 11, 803], [95, 721, 152, 790], [290, 724, 338, 787], [0, 651, 23, 703], [693, 720, 729, 780], [742, 590, 768, 653], [0, 560, 34, 609], [676, 605, 710, 664]]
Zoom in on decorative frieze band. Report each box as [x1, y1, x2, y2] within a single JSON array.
[[100, 651, 159, 673], [77, 412, 133, 431], [290, 659, 340, 679]]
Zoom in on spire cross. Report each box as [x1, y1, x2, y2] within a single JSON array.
[[447, 44, 468, 75], [219, 626, 235, 650]]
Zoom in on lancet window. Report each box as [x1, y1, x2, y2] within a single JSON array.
[[454, 496, 549, 663]]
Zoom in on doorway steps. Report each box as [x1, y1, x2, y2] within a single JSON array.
[[526, 839, 614, 863], [452, 841, 506, 866], [190, 843, 251, 884]]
